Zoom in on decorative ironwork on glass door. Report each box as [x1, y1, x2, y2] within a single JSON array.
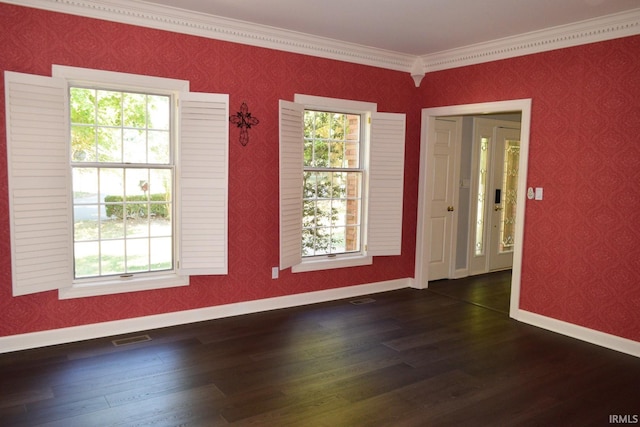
[[499, 139, 520, 253]]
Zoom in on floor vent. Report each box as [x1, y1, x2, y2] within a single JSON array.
[[350, 297, 376, 305], [112, 334, 151, 347]]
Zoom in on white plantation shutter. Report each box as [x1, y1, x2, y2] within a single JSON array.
[[279, 100, 304, 270], [367, 112, 406, 256], [5, 71, 73, 296], [178, 92, 229, 275]]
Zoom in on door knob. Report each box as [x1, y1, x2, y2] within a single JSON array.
[[494, 206, 503, 211], [447, 206, 455, 212]]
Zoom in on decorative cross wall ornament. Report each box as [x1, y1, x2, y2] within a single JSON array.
[[230, 102, 259, 146]]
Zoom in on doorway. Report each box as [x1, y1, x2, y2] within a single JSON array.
[[413, 99, 532, 320], [470, 118, 521, 275]]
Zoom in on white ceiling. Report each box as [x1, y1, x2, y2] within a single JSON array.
[[140, 0, 640, 55]]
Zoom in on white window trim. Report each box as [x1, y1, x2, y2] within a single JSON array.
[[294, 95, 375, 272], [292, 253, 372, 273], [5, 66, 228, 299], [59, 273, 189, 299], [294, 94, 376, 115], [280, 94, 405, 273], [55, 66, 189, 299]]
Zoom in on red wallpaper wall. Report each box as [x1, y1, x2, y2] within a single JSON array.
[[419, 37, 640, 341], [1, 4, 639, 344], [0, 4, 420, 336]]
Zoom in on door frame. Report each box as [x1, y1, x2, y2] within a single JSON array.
[[413, 99, 532, 320]]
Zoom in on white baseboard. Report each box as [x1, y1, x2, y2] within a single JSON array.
[[0, 278, 411, 354], [516, 309, 640, 358], [3, 279, 637, 359]]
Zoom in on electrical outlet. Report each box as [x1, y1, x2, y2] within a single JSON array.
[[272, 267, 279, 279]]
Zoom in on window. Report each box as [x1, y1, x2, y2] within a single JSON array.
[[71, 88, 174, 279], [279, 95, 406, 273], [303, 110, 363, 257], [5, 66, 229, 298]]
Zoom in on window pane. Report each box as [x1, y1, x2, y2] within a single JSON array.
[[313, 139, 329, 167], [97, 90, 122, 126], [125, 169, 149, 198], [123, 93, 146, 128], [74, 241, 99, 278], [303, 138, 313, 167], [345, 225, 360, 252], [475, 137, 489, 256], [344, 142, 359, 168], [316, 172, 331, 198], [312, 111, 330, 138], [330, 227, 346, 253], [127, 239, 149, 272], [74, 205, 99, 241], [100, 168, 124, 199], [346, 115, 360, 141], [70, 88, 95, 125], [101, 239, 125, 275], [329, 141, 345, 167], [101, 217, 124, 239], [312, 227, 331, 255], [126, 216, 149, 238], [303, 172, 316, 198], [303, 200, 317, 228], [150, 237, 172, 270], [97, 127, 122, 162], [499, 139, 520, 253], [73, 168, 99, 241], [346, 199, 361, 227], [73, 168, 98, 202], [331, 172, 346, 199], [150, 215, 171, 237], [330, 113, 346, 140], [331, 199, 347, 226], [345, 172, 362, 199], [123, 129, 146, 163], [148, 130, 170, 164], [148, 95, 170, 130], [71, 125, 96, 162], [315, 200, 332, 226]]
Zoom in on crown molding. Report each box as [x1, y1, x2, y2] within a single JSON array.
[[3, 0, 640, 80], [2, 0, 416, 72], [418, 7, 640, 74]]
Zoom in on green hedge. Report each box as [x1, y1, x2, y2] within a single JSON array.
[[104, 194, 170, 219]]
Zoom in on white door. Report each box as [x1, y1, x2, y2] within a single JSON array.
[[427, 117, 461, 280], [488, 126, 521, 271]]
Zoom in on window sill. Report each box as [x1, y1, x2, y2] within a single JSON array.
[[292, 254, 373, 273], [58, 273, 189, 299]]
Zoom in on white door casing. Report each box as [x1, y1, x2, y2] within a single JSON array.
[[413, 99, 532, 321]]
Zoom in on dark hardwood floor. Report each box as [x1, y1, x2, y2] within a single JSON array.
[[1, 273, 639, 426], [427, 269, 512, 314]]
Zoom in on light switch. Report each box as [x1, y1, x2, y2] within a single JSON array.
[[535, 187, 543, 200]]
